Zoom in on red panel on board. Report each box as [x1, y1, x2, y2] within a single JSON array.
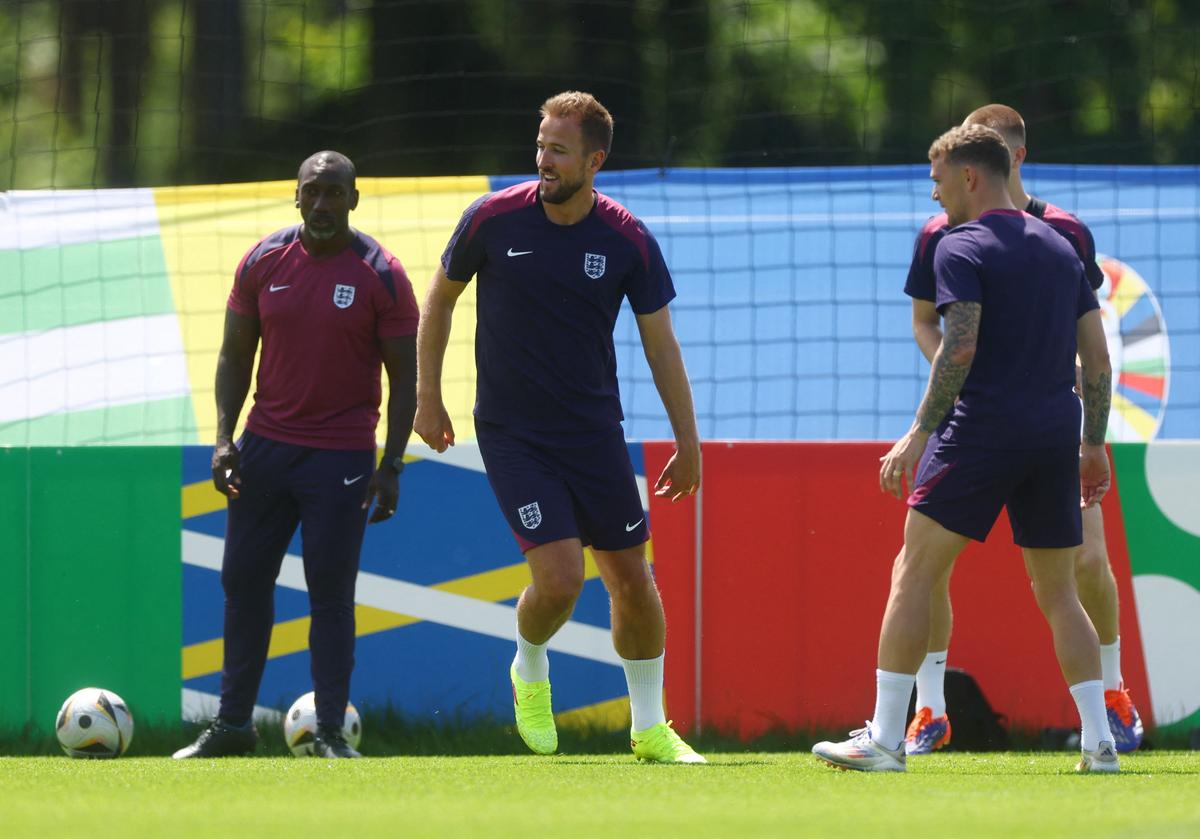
[[697, 442, 899, 738], [644, 442, 699, 733], [1096, 453, 1153, 726], [684, 442, 1149, 738]]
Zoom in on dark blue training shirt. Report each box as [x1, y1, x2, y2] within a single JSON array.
[[934, 209, 1100, 450], [905, 199, 1105, 302], [441, 181, 676, 435]]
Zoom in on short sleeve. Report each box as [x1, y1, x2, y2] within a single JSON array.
[[440, 193, 491, 283], [227, 244, 262, 318], [904, 225, 943, 301], [934, 232, 983, 314], [1078, 224, 1105, 291], [377, 255, 420, 338], [1076, 263, 1101, 318], [625, 223, 677, 314]]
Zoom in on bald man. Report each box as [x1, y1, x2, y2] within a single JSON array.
[[174, 151, 420, 759]]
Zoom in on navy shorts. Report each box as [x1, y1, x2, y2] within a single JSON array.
[[908, 438, 1082, 548], [475, 420, 648, 552]]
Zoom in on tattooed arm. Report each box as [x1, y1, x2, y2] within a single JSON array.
[[1077, 308, 1112, 506], [880, 301, 980, 499], [914, 301, 981, 432], [1077, 309, 1112, 445]]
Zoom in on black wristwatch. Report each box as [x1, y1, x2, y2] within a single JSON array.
[[383, 455, 405, 475]]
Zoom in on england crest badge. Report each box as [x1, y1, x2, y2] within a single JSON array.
[[583, 252, 607, 279], [333, 284, 356, 309], [518, 501, 542, 530]]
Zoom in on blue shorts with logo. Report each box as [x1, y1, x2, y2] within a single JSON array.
[[475, 419, 649, 552], [909, 436, 1082, 548]]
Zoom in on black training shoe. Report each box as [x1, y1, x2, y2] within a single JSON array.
[[172, 718, 259, 759], [312, 725, 361, 759]]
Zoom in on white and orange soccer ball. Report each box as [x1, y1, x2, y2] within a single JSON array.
[[55, 687, 134, 758], [282, 691, 362, 756]]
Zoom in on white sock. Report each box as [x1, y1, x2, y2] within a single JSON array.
[[513, 631, 549, 682], [915, 650, 948, 718], [1069, 679, 1113, 751], [1099, 637, 1123, 692], [870, 669, 916, 751], [622, 653, 666, 732]]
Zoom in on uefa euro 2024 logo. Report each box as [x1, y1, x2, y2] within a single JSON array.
[[1094, 255, 1170, 442]]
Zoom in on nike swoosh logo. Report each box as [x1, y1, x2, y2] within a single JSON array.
[[507, 248, 533, 257], [625, 518, 644, 532], [935, 660, 947, 666], [269, 284, 291, 292], [343, 475, 364, 485]]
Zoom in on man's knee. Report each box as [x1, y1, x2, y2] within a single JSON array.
[[1074, 542, 1111, 583], [890, 546, 949, 600], [533, 564, 584, 610], [221, 562, 272, 597], [604, 558, 657, 604], [1031, 572, 1080, 617]]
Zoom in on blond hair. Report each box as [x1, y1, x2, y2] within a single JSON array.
[[540, 91, 613, 157], [928, 124, 1011, 180]]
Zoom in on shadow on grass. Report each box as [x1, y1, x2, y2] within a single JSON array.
[[3, 708, 1197, 760]]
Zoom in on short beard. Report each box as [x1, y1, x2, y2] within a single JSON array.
[[539, 176, 584, 205]]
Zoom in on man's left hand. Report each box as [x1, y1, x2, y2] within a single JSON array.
[[879, 428, 930, 500], [363, 467, 399, 523], [655, 444, 701, 503]]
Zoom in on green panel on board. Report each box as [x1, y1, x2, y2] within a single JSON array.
[[0, 396, 198, 447], [25, 447, 181, 731], [0, 236, 173, 335], [0, 449, 31, 727], [1111, 444, 1200, 588]]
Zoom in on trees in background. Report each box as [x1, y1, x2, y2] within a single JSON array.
[[2, 0, 1197, 188]]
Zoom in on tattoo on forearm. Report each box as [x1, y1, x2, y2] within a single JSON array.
[[915, 302, 980, 433], [1081, 369, 1112, 445]]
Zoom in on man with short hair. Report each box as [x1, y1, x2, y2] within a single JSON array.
[[173, 151, 419, 760], [415, 91, 705, 763], [813, 124, 1118, 773], [903, 104, 1142, 756]]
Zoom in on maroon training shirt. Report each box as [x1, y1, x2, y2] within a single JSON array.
[[228, 225, 419, 450]]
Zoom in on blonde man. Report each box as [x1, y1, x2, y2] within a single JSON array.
[[903, 105, 1142, 755], [814, 125, 1118, 773]]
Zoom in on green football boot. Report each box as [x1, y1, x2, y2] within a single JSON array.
[[510, 663, 557, 755], [631, 721, 706, 764]]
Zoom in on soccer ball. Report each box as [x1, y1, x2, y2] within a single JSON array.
[[282, 691, 362, 756], [55, 687, 134, 758]]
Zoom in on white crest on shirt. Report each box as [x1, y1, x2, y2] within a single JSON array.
[[332, 284, 356, 309], [583, 252, 607, 279]]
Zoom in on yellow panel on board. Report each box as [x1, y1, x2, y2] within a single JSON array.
[[154, 176, 490, 444]]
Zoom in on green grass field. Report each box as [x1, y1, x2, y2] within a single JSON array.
[[4, 752, 1199, 838]]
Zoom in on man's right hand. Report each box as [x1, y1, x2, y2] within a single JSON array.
[[1080, 442, 1111, 509], [212, 438, 243, 498], [414, 399, 455, 453]]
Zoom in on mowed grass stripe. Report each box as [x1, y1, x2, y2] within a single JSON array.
[[2, 753, 1198, 839]]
